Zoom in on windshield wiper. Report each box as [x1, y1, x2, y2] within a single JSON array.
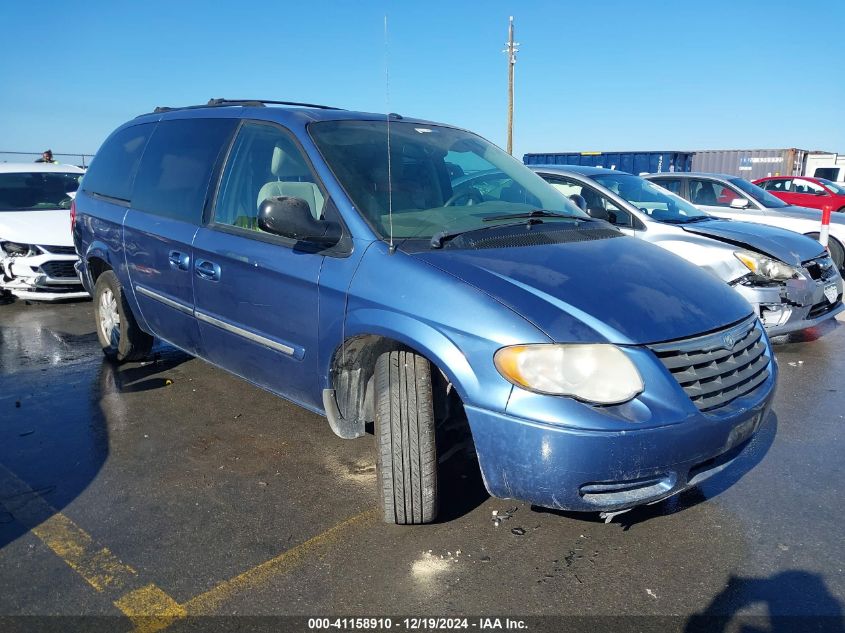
[[431, 211, 586, 248], [431, 219, 553, 249], [482, 210, 575, 222], [680, 216, 714, 223]]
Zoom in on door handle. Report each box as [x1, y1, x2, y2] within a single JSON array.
[[195, 259, 221, 282], [168, 250, 190, 271]]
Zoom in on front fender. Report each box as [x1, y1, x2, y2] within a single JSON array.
[[340, 308, 491, 408]]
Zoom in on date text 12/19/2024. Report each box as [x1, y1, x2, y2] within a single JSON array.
[[308, 618, 528, 630]]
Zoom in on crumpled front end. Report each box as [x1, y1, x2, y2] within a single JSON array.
[[0, 243, 89, 301], [733, 254, 844, 336]]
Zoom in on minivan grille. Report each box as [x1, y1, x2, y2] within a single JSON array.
[[649, 315, 770, 412]]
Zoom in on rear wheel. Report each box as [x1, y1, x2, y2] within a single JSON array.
[[93, 270, 153, 362], [375, 349, 438, 524]]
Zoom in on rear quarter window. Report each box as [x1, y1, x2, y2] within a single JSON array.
[[82, 123, 155, 201], [131, 118, 237, 223]]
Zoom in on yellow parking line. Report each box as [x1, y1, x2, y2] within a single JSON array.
[[115, 584, 187, 633], [182, 508, 377, 614], [1, 462, 377, 629], [0, 463, 177, 631], [32, 513, 138, 592]]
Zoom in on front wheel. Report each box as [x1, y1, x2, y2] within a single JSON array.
[[93, 270, 153, 362], [375, 349, 439, 524]]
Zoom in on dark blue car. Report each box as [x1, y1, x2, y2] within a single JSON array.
[[73, 99, 777, 524]]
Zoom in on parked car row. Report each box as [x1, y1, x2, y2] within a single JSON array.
[[5, 100, 837, 527], [527, 166, 843, 336], [645, 172, 845, 271]]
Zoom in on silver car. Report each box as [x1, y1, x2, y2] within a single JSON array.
[[528, 166, 843, 336], [645, 172, 845, 272]]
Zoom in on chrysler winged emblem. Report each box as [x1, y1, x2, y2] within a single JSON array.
[[722, 332, 735, 350]]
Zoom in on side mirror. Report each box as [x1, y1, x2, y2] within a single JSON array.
[[816, 190, 828, 196], [258, 196, 341, 246], [729, 197, 750, 209]]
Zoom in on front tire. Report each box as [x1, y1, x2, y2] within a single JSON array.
[[375, 349, 439, 524], [93, 270, 153, 362]]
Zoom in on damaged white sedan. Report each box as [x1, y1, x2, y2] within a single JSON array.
[[0, 163, 89, 301]]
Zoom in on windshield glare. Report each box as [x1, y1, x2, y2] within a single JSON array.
[[309, 120, 586, 240], [592, 173, 709, 223], [730, 177, 787, 208]]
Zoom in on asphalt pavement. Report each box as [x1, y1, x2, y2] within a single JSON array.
[[0, 297, 843, 632]]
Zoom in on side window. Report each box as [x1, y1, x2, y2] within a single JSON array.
[[81, 123, 155, 201], [132, 118, 236, 223], [654, 179, 681, 195], [214, 122, 325, 231], [766, 178, 792, 192], [688, 179, 740, 207], [547, 177, 633, 227], [814, 167, 840, 181], [794, 179, 826, 195]]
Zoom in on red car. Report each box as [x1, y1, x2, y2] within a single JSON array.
[[753, 176, 845, 213]]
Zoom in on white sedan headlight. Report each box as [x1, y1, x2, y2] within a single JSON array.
[[494, 343, 643, 404], [1, 242, 37, 256], [734, 250, 803, 280]]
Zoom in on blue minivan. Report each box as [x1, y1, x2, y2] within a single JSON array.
[[73, 99, 777, 524]]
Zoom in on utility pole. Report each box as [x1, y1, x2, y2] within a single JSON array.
[[503, 16, 519, 155]]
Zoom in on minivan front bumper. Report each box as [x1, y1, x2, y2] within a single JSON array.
[[464, 362, 776, 513]]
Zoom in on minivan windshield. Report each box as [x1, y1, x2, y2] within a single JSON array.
[[0, 172, 82, 211], [309, 120, 586, 240], [592, 172, 711, 223], [729, 177, 788, 208]]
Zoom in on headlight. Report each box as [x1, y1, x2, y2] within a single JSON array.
[[494, 343, 644, 404], [734, 250, 803, 280], [1, 242, 36, 256]]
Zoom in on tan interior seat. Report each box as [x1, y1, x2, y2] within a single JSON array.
[[256, 145, 325, 219]]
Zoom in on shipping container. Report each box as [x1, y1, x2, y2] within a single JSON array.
[[691, 149, 809, 181], [522, 151, 693, 175]]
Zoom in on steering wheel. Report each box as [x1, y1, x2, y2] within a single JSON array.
[[444, 188, 484, 207]]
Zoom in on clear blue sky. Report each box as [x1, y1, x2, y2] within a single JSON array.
[[2, 0, 843, 160]]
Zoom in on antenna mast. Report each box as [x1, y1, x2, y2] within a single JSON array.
[[384, 15, 395, 253], [503, 16, 519, 155]]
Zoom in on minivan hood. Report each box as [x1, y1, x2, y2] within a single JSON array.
[[0, 210, 73, 247], [413, 236, 752, 345], [681, 219, 825, 266]]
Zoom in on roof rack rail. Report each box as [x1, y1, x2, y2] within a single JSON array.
[[206, 98, 343, 110], [145, 98, 343, 116]]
